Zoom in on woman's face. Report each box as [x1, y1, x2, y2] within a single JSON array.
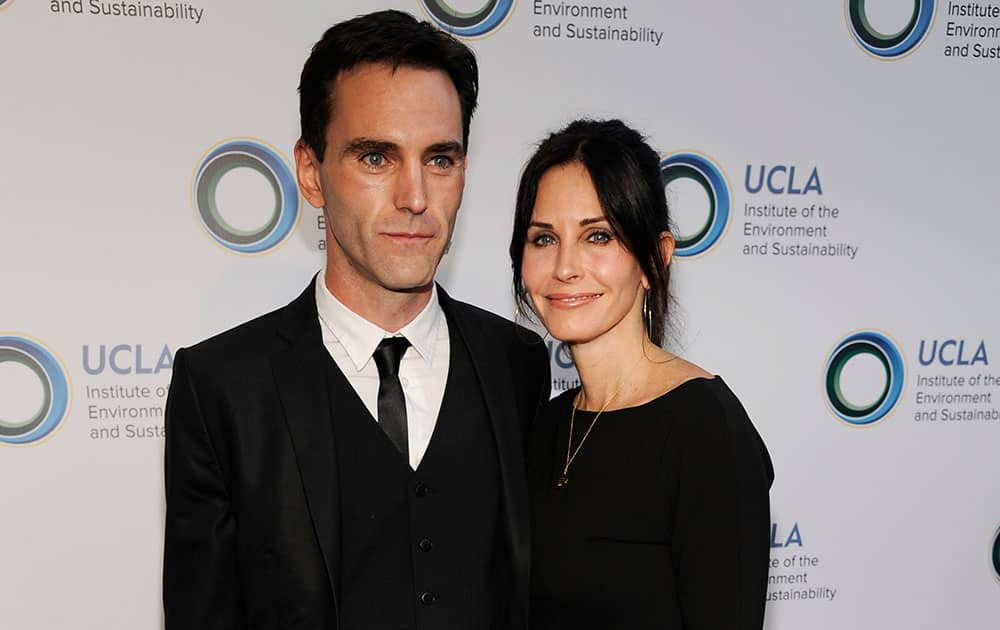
[[521, 161, 647, 345]]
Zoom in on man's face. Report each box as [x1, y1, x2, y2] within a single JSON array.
[[296, 63, 466, 300]]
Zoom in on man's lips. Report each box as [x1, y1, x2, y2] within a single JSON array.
[[383, 232, 434, 243], [545, 293, 602, 309]]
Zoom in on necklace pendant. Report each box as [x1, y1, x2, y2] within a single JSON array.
[[556, 474, 569, 488]]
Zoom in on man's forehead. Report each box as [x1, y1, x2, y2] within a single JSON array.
[[329, 62, 458, 111], [326, 62, 463, 144]]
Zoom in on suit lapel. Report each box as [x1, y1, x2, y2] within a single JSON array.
[[270, 281, 340, 609], [438, 289, 530, 597]]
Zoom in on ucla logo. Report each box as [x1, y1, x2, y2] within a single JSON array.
[[82, 344, 174, 375], [918, 338, 988, 366], [0, 335, 71, 446], [770, 522, 804, 549], [745, 164, 823, 196], [192, 138, 299, 255], [847, 0, 936, 59], [660, 151, 731, 257], [420, 0, 516, 38], [825, 330, 905, 426]]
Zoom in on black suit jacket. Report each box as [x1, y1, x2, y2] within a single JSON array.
[[163, 280, 550, 629]]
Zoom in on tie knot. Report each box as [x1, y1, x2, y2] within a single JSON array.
[[373, 337, 411, 378]]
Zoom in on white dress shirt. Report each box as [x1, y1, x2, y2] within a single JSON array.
[[315, 274, 450, 469]]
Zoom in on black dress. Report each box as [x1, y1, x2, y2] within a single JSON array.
[[528, 377, 774, 629]]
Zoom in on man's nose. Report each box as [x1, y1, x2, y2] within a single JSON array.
[[394, 162, 429, 214]]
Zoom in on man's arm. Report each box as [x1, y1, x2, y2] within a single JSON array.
[[533, 338, 551, 416], [163, 349, 244, 629], [517, 331, 551, 441]]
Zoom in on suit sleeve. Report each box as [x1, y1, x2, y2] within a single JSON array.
[[517, 332, 551, 441], [668, 395, 773, 630], [163, 349, 245, 629], [533, 337, 552, 416]]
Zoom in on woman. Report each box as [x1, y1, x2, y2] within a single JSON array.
[[510, 119, 774, 629]]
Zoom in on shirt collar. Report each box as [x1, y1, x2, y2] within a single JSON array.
[[314, 273, 443, 372]]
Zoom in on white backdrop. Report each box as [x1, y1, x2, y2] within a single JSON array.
[[2, 1, 998, 628]]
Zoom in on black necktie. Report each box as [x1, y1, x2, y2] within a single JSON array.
[[372, 337, 411, 459]]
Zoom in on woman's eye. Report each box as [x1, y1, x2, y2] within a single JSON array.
[[531, 233, 556, 246], [362, 153, 386, 167], [588, 230, 613, 244]]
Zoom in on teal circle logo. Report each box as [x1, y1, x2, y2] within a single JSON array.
[[825, 330, 905, 425], [847, 0, 935, 58], [0, 335, 70, 446], [992, 526, 1000, 582], [420, 0, 516, 38], [193, 139, 299, 255], [661, 151, 731, 257]]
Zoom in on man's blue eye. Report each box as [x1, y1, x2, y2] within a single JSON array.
[[431, 156, 453, 168], [363, 153, 385, 166]]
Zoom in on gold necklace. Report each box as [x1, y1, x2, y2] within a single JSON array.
[[556, 380, 626, 488]]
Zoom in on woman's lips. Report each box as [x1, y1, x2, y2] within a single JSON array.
[[545, 293, 602, 309]]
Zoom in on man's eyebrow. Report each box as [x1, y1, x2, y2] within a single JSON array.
[[342, 138, 398, 157], [425, 141, 464, 156]]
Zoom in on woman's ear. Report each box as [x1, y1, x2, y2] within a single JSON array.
[[659, 231, 676, 267]]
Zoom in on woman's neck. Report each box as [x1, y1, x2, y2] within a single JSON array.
[[570, 324, 668, 410]]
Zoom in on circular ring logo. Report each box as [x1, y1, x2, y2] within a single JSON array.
[[660, 151, 731, 257], [992, 526, 1000, 583], [192, 139, 299, 255], [0, 336, 70, 446], [420, 0, 516, 38], [825, 330, 905, 425], [847, 0, 935, 58]]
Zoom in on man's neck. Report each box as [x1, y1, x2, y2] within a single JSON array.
[[323, 270, 432, 333]]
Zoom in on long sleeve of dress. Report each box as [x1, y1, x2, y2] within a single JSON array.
[[667, 384, 774, 629]]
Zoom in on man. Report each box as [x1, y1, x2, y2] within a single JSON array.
[[163, 10, 550, 629]]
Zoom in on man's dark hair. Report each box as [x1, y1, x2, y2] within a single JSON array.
[[509, 119, 673, 345], [299, 10, 479, 161]]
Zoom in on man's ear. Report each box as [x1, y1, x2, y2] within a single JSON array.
[[294, 139, 326, 209], [659, 231, 676, 267]]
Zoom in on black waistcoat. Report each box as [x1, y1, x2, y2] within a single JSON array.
[[327, 324, 506, 629]]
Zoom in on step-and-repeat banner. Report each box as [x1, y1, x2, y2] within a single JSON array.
[[2, 1, 998, 628]]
